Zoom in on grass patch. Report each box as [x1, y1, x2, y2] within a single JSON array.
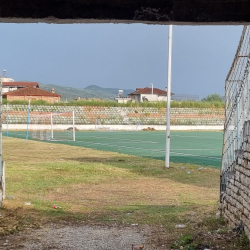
[[1, 137, 225, 247], [102, 205, 188, 227], [3, 137, 219, 212]]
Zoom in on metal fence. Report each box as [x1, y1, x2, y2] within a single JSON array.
[[221, 26, 250, 190]]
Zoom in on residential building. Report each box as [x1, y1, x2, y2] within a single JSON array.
[[2, 82, 39, 94], [128, 87, 173, 102], [3, 86, 61, 103]]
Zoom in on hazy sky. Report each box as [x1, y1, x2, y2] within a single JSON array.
[[0, 23, 243, 98]]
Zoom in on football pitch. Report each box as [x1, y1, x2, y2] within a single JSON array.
[[4, 130, 223, 168]]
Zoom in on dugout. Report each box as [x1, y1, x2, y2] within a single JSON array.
[[0, 1, 249, 24], [0, 0, 250, 241]]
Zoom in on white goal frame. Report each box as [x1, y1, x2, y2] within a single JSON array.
[[30, 111, 75, 141]]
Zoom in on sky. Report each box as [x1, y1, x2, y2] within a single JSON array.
[[0, 23, 243, 99]]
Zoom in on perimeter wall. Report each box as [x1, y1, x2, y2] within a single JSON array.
[[220, 121, 250, 238]]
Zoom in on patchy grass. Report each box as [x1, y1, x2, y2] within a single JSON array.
[[3, 137, 246, 249], [3, 138, 219, 213]]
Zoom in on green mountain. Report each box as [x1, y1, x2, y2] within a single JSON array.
[[39, 83, 135, 101], [85, 85, 134, 97]]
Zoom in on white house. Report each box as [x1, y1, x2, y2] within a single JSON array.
[[2, 81, 39, 94], [128, 87, 173, 102]]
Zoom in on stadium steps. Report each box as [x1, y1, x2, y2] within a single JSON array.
[[2, 105, 225, 126]]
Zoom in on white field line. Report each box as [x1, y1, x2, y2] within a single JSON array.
[[71, 140, 221, 161], [151, 133, 222, 140], [169, 148, 221, 151], [169, 151, 221, 160], [7, 132, 221, 161], [83, 135, 158, 144]]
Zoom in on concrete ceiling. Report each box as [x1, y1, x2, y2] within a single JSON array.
[[0, 0, 249, 24]]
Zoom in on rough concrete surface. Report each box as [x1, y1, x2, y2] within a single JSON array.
[[0, 0, 250, 24], [0, 224, 153, 250]]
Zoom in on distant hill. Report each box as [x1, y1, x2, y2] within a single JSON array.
[[39, 83, 135, 101]]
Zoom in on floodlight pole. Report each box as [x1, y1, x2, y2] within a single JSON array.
[[165, 25, 173, 168]]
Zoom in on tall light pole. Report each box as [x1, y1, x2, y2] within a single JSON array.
[[165, 25, 173, 168]]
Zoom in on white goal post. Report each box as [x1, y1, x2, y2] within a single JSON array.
[[29, 111, 75, 141]]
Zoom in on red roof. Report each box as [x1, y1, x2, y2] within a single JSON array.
[[129, 87, 168, 96], [3, 86, 61, 97], [3, 82, 39, 87]]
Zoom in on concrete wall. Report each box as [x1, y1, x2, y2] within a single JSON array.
[[3, 124, 223, 131], [0, 1, 250, 24]]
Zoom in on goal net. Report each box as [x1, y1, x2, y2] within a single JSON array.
[[29, 112, 75, 141]]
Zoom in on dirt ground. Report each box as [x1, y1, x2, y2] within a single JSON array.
[[0, 207, 248, 250], [0, 223, 153, 250]]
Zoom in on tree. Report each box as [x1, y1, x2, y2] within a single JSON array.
[[201, 93, 224, 102]]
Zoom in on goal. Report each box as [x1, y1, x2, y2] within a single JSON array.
[[29, 112, 75, 141]]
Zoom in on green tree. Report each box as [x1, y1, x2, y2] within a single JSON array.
[[201, 93, 224, 102]]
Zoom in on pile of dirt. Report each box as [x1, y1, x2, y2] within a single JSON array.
[[142, 127, 156, 131]]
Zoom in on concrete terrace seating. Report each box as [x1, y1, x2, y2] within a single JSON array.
[[1, 105, 225, 126]]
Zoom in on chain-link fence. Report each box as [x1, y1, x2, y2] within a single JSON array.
[[221, 26, 250, 190]]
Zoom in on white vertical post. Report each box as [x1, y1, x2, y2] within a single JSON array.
[[51, 113, 53, 139], [73, 111, 75, 141], [236, 82, 240, 149], [26, 100, 30, 141], [6, 103, 9, 138], [0, 76, 3, 206], [165, 25, 173, 168], [2, 161, 5, 200], [150, 83, 153, 95]]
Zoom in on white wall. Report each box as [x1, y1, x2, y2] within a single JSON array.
[[2, 77, 14, 82], [3, 124, 223, 131], [2, 86, 17, 93], [140, 94, 167, 102], [130, 95, 140, 102]]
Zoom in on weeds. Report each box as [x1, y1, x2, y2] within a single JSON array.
[[3, 98, 225, 108], [170, 235, 193, 249]]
